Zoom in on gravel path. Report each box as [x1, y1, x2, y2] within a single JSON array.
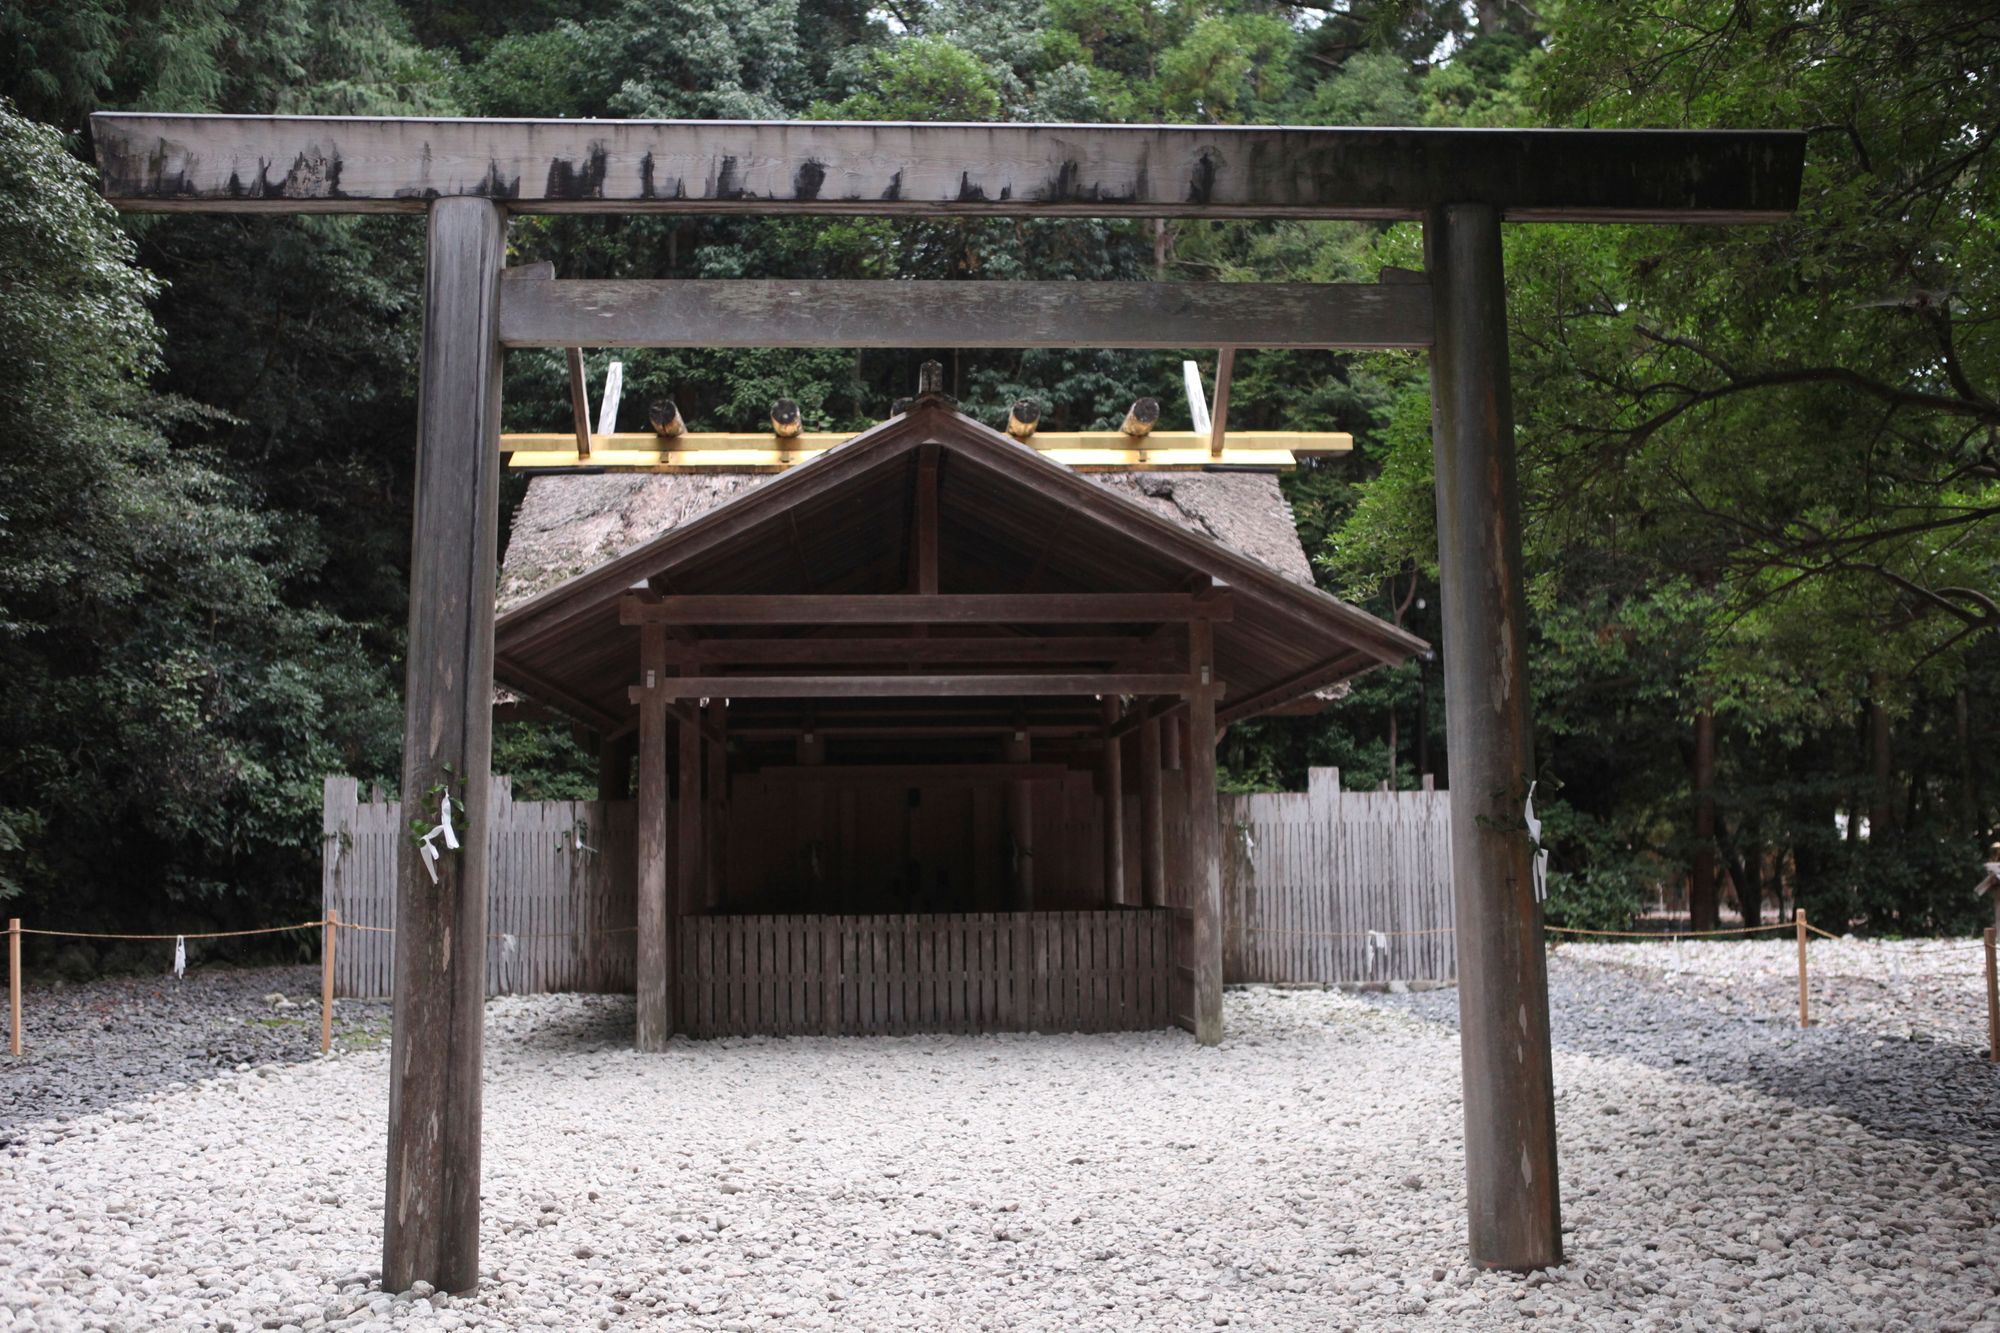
[[0, 967, 389, 1137], [2, 946, 1996, 1331]]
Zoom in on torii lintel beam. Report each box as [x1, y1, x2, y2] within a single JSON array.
[[90, 115, 1805, 223]]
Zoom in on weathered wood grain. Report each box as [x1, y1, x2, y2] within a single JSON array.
[[631, 672, 1195, 700], [634, 626, 670, 1049], [1185, 621, 1224, 1046], [383, 197, 504, 1296], [498, 279, 1432, 349], [1427, 203, 1562, 1271], [619, 592, 1233, 625], [90, 114, 1805, 222]]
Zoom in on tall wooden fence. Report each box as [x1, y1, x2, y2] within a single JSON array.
[[322, 777, 637, 998], [1222, 770, 1456, 985], [323, 767, 1454, 1000]]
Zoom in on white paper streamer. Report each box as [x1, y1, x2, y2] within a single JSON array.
[[1525, 780, 1549, 902], [500, 933, 519, 965], [173, 936, 186, 979], [1182, 360, 1211, 433], [439, 791, 459, 851], [1366, 930, 1388, 968], [595, 360, 624, 435]]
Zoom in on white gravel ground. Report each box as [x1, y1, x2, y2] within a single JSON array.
[[3, 944, 1997, 1332]]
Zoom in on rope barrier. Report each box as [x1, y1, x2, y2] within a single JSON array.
[[16, 921, 326, 941], [1247, 925, 1456, 940], [1544, 921, 1794, 939]]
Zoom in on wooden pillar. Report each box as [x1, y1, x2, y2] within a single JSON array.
[[678, 706, 704, 919], [635, 626, 671, 1050], [1137, 704, 1166, 909], [705, 707, 727, 910], [1186, 624, 1223, 1045], [1102, 696, 1127, 906], [383, 195, 505, 1295], [1003, 730, 1034, 910], [1426, 201, 1562, 1271]]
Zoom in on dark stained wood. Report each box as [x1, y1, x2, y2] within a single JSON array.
[[678, 705, 704, 920], [383, 197, 505, 1295], [596, 732, 635, 801], [705, 705, 727, 910], [565, 347, 592, 457], [635, 627, 671, 1049], [1138, 705, 1166, 909], [663, 635, 1175, 667], [1102, 696, 1127, 907], [914, 448, 940, 595], [501, 279, 1434, 350], [1185, 620, 1223, 1046], [1215, 650, 1369, 727], [621, 591, 1233, 625], [632, 672, 1195, 700], [1427, 202, 1561, 1270], [754, 763, 1070, 783], [1003, 731, 1033, 910], [90, 114, 1806, 223]]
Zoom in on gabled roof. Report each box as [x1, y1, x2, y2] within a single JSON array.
[[494, 401, 1424, 732]]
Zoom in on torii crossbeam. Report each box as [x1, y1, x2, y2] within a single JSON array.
[[90, 111, 1805, 1291]]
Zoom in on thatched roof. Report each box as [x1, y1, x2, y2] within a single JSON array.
[[500, 470, 1316, 613]]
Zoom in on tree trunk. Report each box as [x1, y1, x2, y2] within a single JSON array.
[[1868, 680, 1894, 842], [1689, 706, 1718, 930]]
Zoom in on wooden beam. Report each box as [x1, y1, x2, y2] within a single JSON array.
[[494, 657, 623, 733], [635, 627, 671, 1051], [499, 280, 1432, 349], [1003, 730, 1034, 910], [90, 115, 1806, 223], [630, 672, 1198, 700], [383, 196, 504, 1296], [704, 706, 726, 911], [503, 430, 1338, 473], [1215, 650, 1368, 727], [1428, 202, 1561, 1270], [1185, 620, 1223, 1046], [754, 762, 1070, 784], [661, 635, 1175, 667], [620, 592, 1232, 626]]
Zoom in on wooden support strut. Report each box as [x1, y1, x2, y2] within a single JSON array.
[[635, 625, 671, 1050], [1426, 202, 1561, 1272], [383, 196, 504, 1296], [1102, 695, 1127, 907], [620, 592, 1232, 625], [1137, 706, 1166, 909]]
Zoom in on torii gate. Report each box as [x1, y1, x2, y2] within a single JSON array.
[[90, 113, 1804, 1290]]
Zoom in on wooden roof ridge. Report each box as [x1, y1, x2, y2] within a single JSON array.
[[494, 399, 1427, 672]]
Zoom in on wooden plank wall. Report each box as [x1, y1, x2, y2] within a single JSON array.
[[677, 910, 1172, 1037], [322, 776, 638, 998], [1221, 769, 1455, 985]]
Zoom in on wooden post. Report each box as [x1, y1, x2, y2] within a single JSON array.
[[321, 908, 338, 1055], [1186, 620, 1223, 1045], [1795, 908, 1809, 1029], [597, 732, 634, 801], [384, 195, 505, 1296], [636, 625, 670, 1049], [706, 707, 727, 911], [1426, 202, 1561, 1271], [8, 918, 20, 1058], [678, 706, 704, 920], [1004, 730, 1034, 910], [1984, 927, 1997, 1064], [1137, 705, 1166, 909], [1102, 696, 1126, 907]]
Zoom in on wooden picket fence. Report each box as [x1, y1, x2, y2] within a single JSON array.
[[1221, 770, 1456, 985], [678, 910, 1173, 1037]]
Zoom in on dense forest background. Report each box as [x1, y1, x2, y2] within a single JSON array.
[[2, 0, 1996, 950]]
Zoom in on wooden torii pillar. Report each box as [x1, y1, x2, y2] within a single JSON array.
[[87, 111, 1804, 1285]]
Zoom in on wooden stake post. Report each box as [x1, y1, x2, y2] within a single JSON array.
[[1426, 203, 1562, 1271], [383, 196, 506, 1296], [1984, 927, 1996, 1063], [8, 918, 20, 1058], [1186, 620, 1224, 1045], [635, 626, 672, 1049], [321, 908, 338, 1055], [1796, 909, 1810, 1029]]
